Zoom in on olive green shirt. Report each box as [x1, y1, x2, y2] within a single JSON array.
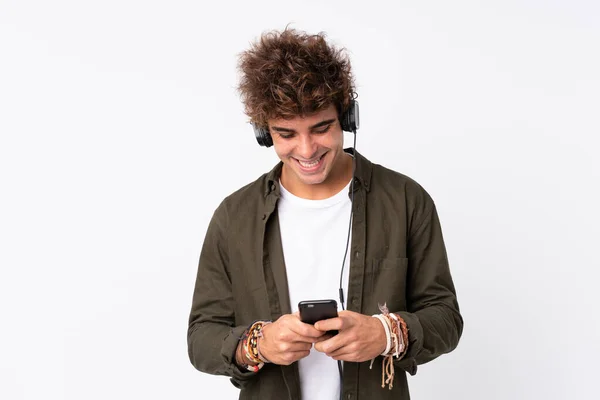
[[187, 149, 463, 400]]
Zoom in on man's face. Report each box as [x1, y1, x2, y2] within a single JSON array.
[[268, 104, 347, 196]]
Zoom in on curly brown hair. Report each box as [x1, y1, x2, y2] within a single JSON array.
[[237, 28, 356, 128]]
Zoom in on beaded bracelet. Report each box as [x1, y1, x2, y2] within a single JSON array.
[[239, 320, 271, 372]]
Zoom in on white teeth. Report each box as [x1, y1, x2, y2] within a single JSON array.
[[298, 159, 319, 168]]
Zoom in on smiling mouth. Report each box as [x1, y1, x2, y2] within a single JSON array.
[[295, 153, 326, 170]]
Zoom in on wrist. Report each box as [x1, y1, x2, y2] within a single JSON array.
[[235, 339, 258, 368]]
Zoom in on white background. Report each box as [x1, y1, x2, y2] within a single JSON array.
[[1, 1, 599, 399]]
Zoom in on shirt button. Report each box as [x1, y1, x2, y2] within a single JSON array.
[[262, 214, 266, 220], [351, 297, 359, 306], [346, 392, 354, 400], [354, 251, 360, 259]]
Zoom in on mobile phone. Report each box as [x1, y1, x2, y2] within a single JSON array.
[[298, 299, 339, 335]]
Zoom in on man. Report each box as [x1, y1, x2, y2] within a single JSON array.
[[187, 28, 463, 400]]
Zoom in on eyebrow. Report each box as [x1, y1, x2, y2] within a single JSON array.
[[270, 118, 336, 133]]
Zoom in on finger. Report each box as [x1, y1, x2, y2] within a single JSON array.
[[314, 316, 344, 332], [265, 340, 312, 358], [280, 350, 311, 364], [273, 314, 323, 340], [289, 349, 311, 358], [267, 327, 321, 345], [329, 350, 359, 362], [288, 334, 323, 343], [324, 339, 366, 361], [314, 334, 345, 354], [289, 320, 327, 339], [283, 341, 313, 352], [314, 333, 334, 343]]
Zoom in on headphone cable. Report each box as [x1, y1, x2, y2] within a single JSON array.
[[337, 129, 357, 400], [338, 129, 357, 311]]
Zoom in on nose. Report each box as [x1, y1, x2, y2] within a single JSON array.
[[296, 132, 318, 159]]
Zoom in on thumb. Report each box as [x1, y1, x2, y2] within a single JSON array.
[[314, 317, 340, 332]]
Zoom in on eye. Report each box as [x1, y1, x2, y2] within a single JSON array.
[[314, 124, 332, 134], [278, 132, 295, 139]]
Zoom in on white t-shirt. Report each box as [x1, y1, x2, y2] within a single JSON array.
[[277, 179, 352, 400]]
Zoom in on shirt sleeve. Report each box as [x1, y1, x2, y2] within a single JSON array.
[[393, 197, 464, 376], [187, 202, 260, 388]]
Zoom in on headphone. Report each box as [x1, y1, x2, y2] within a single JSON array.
[[252, 100, 360, 147]]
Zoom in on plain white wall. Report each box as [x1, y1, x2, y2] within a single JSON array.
[[1, 1, 599, 399]]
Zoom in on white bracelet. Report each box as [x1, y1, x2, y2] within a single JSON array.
[[373, 314, 392, 356]]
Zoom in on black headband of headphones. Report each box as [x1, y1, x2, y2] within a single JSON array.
[[252, 99, 360, 147]]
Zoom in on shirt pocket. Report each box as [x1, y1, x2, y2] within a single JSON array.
[[367, 257, 409, 313]]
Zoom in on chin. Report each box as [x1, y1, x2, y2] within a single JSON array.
[[291, 169, 328, 186], [299, 176, 327, 186]]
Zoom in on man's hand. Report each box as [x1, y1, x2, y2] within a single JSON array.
[[313, 310, 387, 362], [258, 312, 327, 365]]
